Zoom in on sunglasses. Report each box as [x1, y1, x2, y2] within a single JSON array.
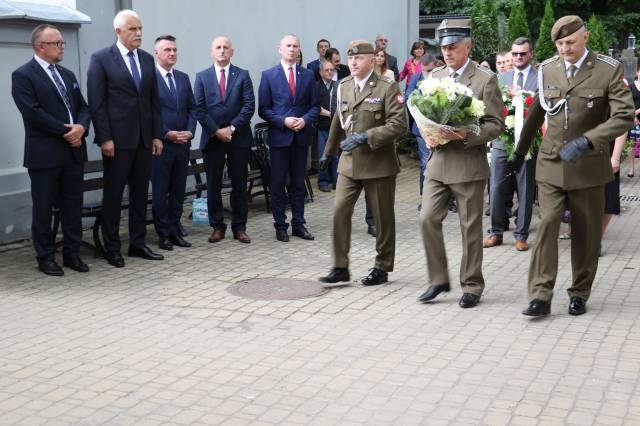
[[510, 51, 529, 57]]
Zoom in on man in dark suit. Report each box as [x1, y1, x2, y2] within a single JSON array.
[[325, 48, 351, 81], [151, 35, 196, 251], [316, 60, 339, 191], [484, 37, 538, 252], [258, 34, 320, 242], [87, 9, 165, 268], [375, 34, 400, 81], [12, 24, 91, 276], [306, 38, 330, 77], [195, 36, 255, 244]]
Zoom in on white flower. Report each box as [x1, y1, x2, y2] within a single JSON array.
[[505, 115, 515, 129], [469, 98, 485, 117]]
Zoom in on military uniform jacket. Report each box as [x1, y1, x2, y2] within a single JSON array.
[[516, 51, 635, 190], [426, 61, 504, 184], [324, 72, 406, 180]]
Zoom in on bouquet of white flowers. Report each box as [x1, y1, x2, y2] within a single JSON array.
[[407, 77, 485, 146]]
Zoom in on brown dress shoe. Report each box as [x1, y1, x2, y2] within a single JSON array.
[[515, 239, 529, 251], [483, 234, 503, 248], [233, 230, 251, 244], [208, 228, 225, 243]]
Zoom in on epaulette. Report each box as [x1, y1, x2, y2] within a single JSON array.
[[474, 63, 495, 76], [596, 54, 619, 68], [432, 65, 447, 73], [380, 76, 395, 83], [540, 55, 559, 67], [341, 75, 354, 82]]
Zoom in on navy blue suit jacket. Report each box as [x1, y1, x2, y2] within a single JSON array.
[[87, 44, 163, 150], [194, 64, 255, 149], [12, 58, 91, 169], [155, 68, 197, 147], [258, 64, 319, 147]]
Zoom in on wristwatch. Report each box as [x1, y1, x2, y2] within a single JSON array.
[[230, 125, 236, 133]]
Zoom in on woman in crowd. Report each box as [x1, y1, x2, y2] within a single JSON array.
[[602, 132, 627, 241], [480, 54, 497, 72], [373, 47, 395, 80], [399, 40, 425, 85], [626, 67, 640, 177]]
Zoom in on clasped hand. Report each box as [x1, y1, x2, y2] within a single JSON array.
[[284, 117, 306, 132], [63, 124, 85, 148]]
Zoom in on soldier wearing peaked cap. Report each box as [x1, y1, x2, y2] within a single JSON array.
[[318, 40, 406, 287], [514, 16, 635, 317], [417, 19, 505, 308]]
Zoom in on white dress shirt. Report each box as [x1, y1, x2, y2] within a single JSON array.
[[564, 49, 589, 80], [156, 64, 175, 92], [116, 39, 141, 77], [512, 64, 532, 90], [214, 63, 230, 88], [34, 54, 73, 123], [281, 60, 297, 85]]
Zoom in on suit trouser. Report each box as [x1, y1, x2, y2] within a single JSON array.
[[151, 142, 189, 238], [489, 148, 536, 240], [333, 174, 396, 272], [203, 143, 250, 233], [528, 182, 603, 302], [28, 164, 83, 261], [101, 144, 151, 252], [270, 144, 308, 230], [421, 178, 485, 295]]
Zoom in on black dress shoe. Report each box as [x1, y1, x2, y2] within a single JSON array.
[[105, 251, 125, 268], [522, 299, 550, 317], [276, 228, 289, 242], [170, 234, 192, 247], [62, 256, 89, 273], [568, 296, 586, 315], [319, 267, 350, 283], [361, 268, 388, 286], [292, 226, 314, 240], [128, 245, 164, 261], [367, 225, 377, 237], [459, 293, 480, 308], [38, 259, 64, 276], [158, 238, 173, 251], [418, 283, 450, 302]]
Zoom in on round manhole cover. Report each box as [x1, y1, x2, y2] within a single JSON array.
[[227, 278, 329, 300]]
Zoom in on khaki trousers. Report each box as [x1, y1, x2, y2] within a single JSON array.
[[332, 174, 396, 272], [528, 182, 604, 302], [420, 178, 486, 295]]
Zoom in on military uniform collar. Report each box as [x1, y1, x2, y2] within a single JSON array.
[[448, 58, 471, 78], [354, 69, 375, 91], [564, 49, 589, 74]]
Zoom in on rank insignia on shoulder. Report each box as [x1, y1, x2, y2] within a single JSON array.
[[364, 97, 382, 104], [596, 54, 619, 67], [396, 93, 404, 104]]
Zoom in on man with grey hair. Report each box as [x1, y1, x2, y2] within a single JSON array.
[[87, 9, 165, 268], [375, 34, 400, 81]]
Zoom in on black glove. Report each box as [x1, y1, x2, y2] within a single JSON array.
[[339, 132, 368, 152], [559, 136, 592, 163], [319, 155, 330, 171], [508, 153, 526, 175]]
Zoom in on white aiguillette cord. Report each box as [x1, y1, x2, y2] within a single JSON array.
[[336, 81, 353, 131], [537, 70, 570, 130]]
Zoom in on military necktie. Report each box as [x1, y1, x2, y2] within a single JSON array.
[[516, 71, 524, 90], [47, 64, 73, 115], [567, 64, 577, 84], [450, 72, 459, 82]]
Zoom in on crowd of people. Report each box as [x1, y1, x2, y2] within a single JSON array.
[[12, 10, 638, 317]]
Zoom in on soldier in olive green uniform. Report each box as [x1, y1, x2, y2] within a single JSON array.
[[318, 40, 406, 286], [417, 19, 504, 308], [514, 16, 634, 317]]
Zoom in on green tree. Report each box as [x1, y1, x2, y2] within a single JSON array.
[[535, 0, 556, 62], [471, 0, 500, 60], [507, 0, 531, 45], [586, 14, 609, 54]]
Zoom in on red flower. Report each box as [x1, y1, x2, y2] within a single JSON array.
[[524, 96, 534, 106], [503, 107, 509, 117]]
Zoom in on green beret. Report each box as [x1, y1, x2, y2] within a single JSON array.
[[551, 15, 584, 42], [347, 40, 374, 56]]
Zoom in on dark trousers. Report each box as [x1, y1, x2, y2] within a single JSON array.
[[203, 143, 250, 233], [28, 164, 83, 261], [151, 142, 189, 238], [489, 148, 536, 240], [101, 144, 151, 252], [269, 144, 308, 230]]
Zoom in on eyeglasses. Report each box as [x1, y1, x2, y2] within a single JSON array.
[[41, 41, 66, 47], [510, 51, 529, 57]]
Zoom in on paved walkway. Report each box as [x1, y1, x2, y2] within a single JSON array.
[[1, 157, 640, 425]]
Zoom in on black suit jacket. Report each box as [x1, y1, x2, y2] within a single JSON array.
[[87, 44, 163, 150], [155, 68, 197, 146], [316, 79, 337, 130], [387, 54, 400, 81], [12, 58, 90, 169]]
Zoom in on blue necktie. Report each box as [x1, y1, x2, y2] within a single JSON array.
[[516, 72, 524, 90], [48, 64, 73, 115], [127, 51, 141, 91], [166, 72, 176, 97]]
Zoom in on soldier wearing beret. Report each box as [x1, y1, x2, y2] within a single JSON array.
[[318, 40, 406, 286], [514, 16, 635, 317], [417, 19, 505, 308]]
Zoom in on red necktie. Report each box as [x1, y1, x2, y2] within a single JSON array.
[[219, 68, 226, 102], [288, 66, 296, 97]]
